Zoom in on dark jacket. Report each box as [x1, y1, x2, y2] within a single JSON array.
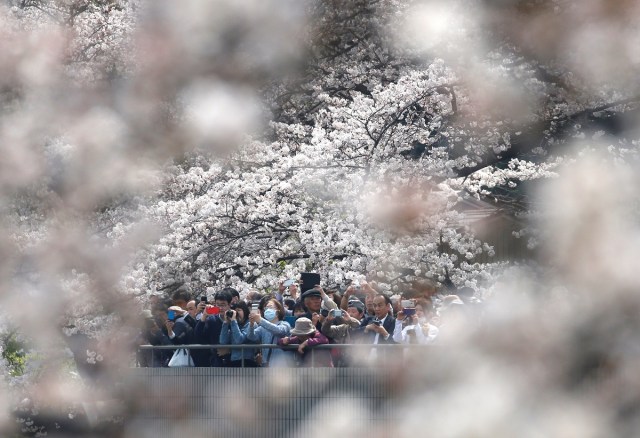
[[170, 314, 194, 346], [193, 315, 227, 367], [140, 324, 172, 367], [358, 314, 396, 344]]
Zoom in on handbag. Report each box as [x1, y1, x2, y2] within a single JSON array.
[[168, 348, 194, 367]]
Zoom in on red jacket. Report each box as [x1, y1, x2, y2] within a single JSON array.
[[278, 330, 333, 367]]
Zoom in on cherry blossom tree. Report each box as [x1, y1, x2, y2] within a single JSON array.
[[126, 0, 640, 297]]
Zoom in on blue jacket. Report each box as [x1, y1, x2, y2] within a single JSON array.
[[247, 319, 291, 366], [219, 320, 255, 362]]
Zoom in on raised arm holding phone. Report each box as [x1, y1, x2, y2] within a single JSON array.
[[246, 299, 291, 367]]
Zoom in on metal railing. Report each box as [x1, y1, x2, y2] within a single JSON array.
[[136, 343, 430, 368], [128, 365, 395, 438]]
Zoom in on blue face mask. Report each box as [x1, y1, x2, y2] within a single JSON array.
[[264, 308, 277, 321]]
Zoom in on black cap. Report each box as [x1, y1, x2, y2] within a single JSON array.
[[301, 289, 322, 300], [347, 301, 365, 314]]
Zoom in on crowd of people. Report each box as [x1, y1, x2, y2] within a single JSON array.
[[137, 278, 478, 368]]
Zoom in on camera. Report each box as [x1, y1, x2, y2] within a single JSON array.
[[330, 309, 342, 318], [371, 318, 382, 326], [200, 295, 207, 303], [320, 309, 329, 318], [226, 310, 234, 319]]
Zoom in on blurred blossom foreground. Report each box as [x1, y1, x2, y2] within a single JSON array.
[[1, 0, 640, 437]]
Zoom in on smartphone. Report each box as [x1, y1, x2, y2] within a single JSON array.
[[283, 279, 295, 287], [200, 295, 207, 303], [167, 310, 176, 320], [251, 302, 260, 315], [205, 306, 220, 315], [403, 308, 416, 317], [401, 299, 416, 317], [300, 272, 321, 292], [401, 299, 415, 309]]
